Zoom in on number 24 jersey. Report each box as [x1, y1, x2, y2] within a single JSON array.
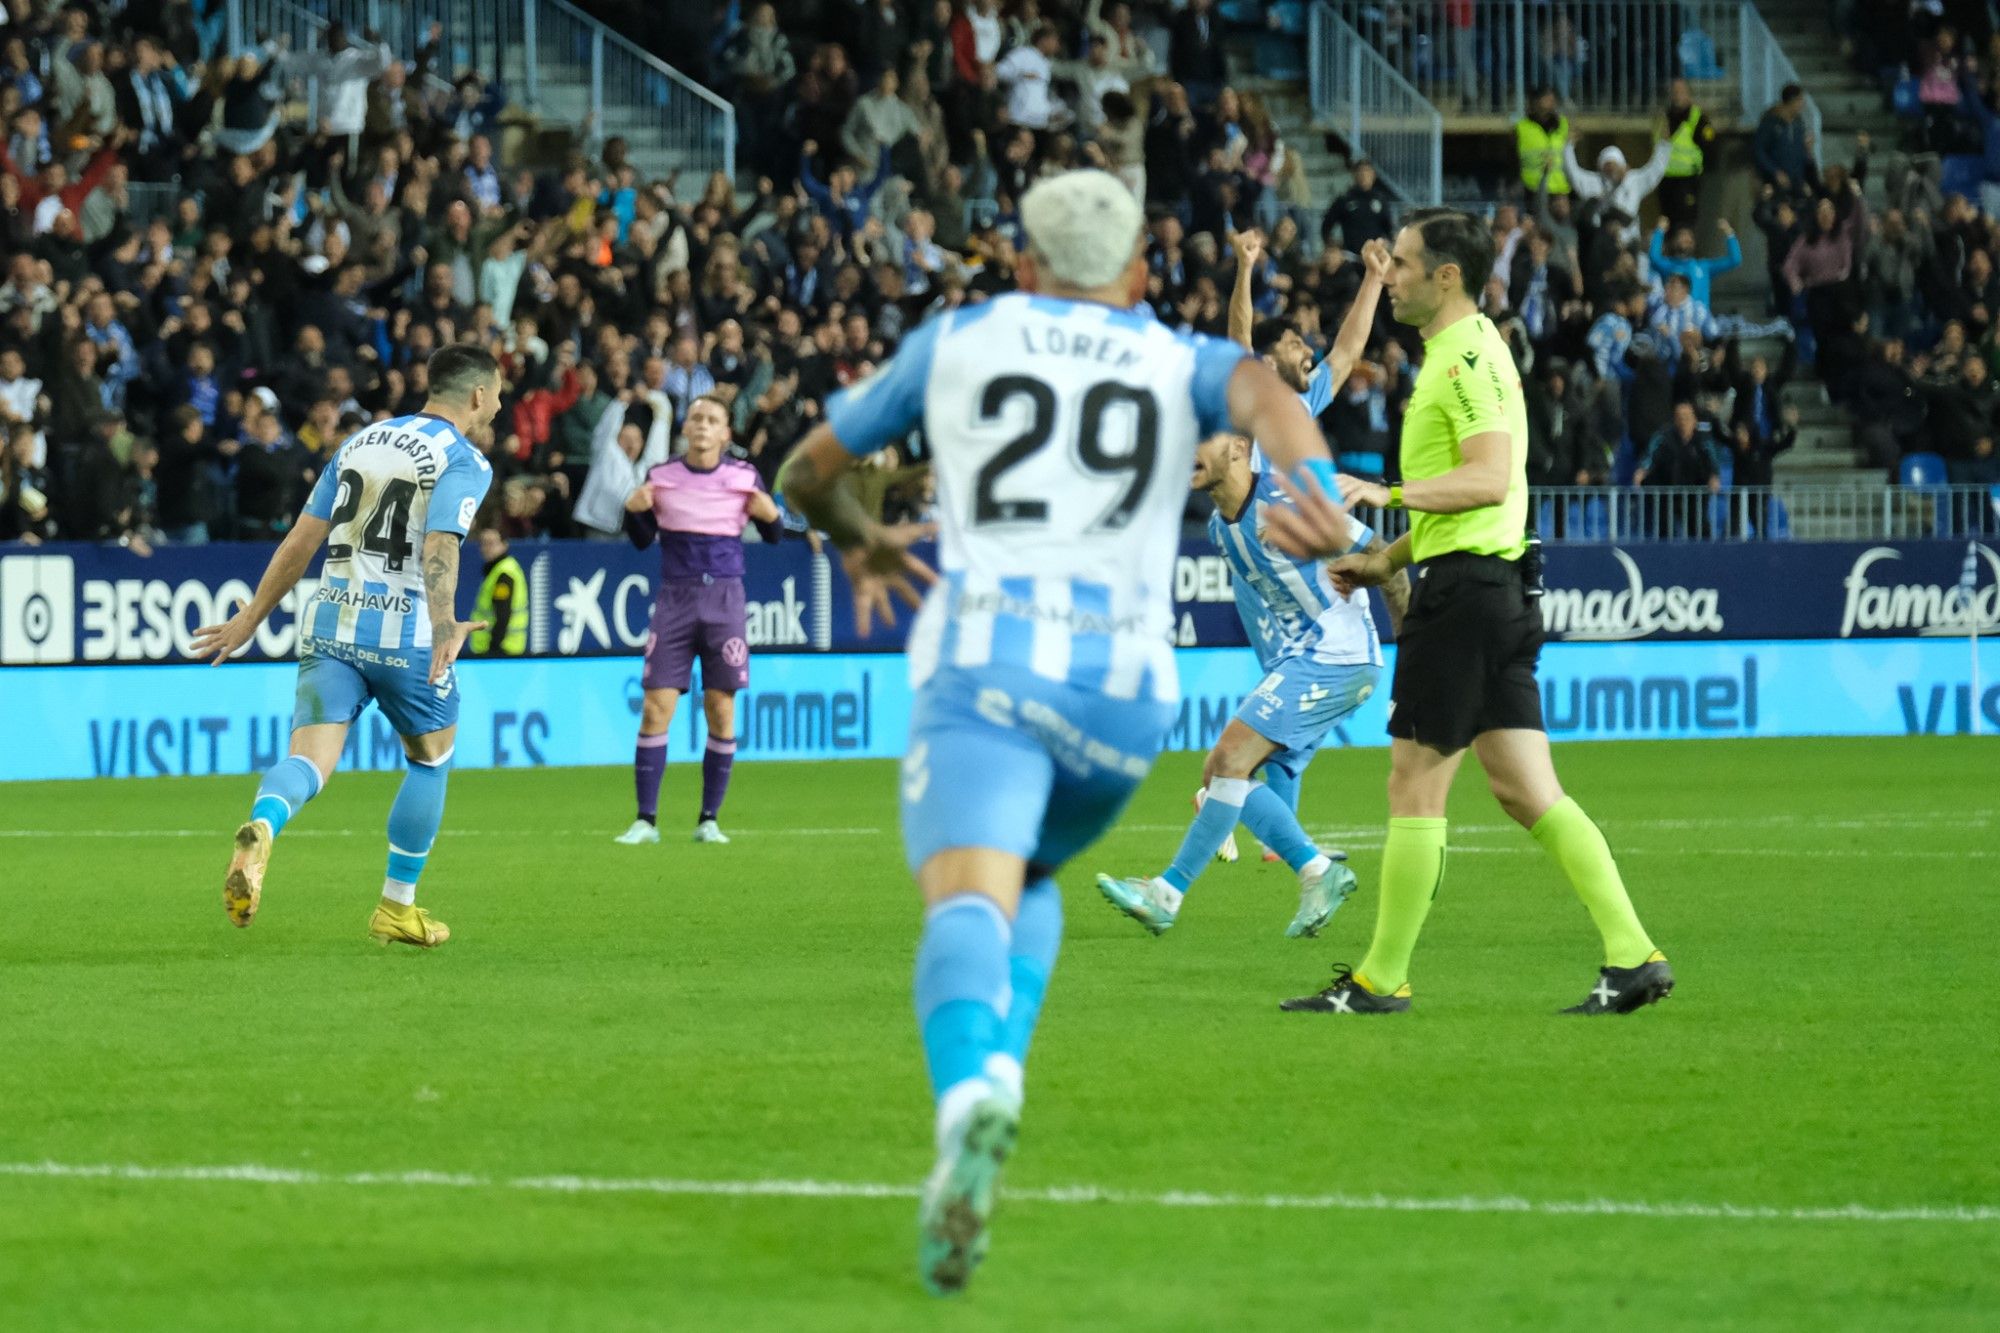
[[299, 413, 493, 656]]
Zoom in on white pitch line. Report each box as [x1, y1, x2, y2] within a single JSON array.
[[0, 1160, 1991, 1226], [0, 827, 887, 839]]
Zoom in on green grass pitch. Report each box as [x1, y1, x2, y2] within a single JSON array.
[[2, 736, 1995, 1331]]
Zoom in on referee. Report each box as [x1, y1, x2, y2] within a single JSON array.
[[1263, 208, 1673, 1016]]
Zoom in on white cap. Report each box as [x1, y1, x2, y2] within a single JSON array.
[[1018, 169, 1143, 291], [251, 386, 280, 414], [1598, 146, 1627, 170]]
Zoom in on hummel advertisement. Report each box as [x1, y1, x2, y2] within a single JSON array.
[[4, 641, 1995, 782], [3, 539, 1995, 668]]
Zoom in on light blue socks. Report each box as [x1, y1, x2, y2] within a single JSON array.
[[383, 750, 452, 904], [250, 755, 323, 837], [1242, 779, 1322, 873], [997, 878, 1061, 1075], [1160, 776, 1253, 893], [914, 894, 1011, 1100]]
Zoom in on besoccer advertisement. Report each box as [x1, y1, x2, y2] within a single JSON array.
[[3, 540, 1996, 781]]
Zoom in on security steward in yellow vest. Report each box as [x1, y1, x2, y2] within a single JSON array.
[[1659, 77, 1716, 232], [1516, 86, 1569, 198], [472, 527, 528, 655]]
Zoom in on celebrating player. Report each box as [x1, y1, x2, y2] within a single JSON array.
[[613, 393, 783, 847], [1094, 424, 1409, 938], [778, 170, 1357, 1295], [192, 346, 502, 948], [1264, 209, 1673, 1015], [1201, 228, 1388, 860]]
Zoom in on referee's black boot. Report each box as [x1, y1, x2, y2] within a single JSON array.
[[1280, 965, 1411, 1014], [1562, 952, 1675, 1015]]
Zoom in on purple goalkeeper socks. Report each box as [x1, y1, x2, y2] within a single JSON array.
[[634, 732, 668, 823], [700, 736, 736, 823]]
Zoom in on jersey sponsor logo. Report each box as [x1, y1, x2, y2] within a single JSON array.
[[1461, 351, 1479, 368], [1541, 549, 1724, 641], [722, 637, 749, 668], [315, 583, 415, 616], [458, 496, 477, 528], [1839, 544, 2000, 637]]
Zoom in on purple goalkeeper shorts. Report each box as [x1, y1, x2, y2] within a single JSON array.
[[643, 577, 750, 693]]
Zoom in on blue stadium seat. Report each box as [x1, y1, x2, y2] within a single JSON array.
[[1900, 451, 1949, 486], [1767, 496, 1793, 539], [1535, 495, 1555, 536], [1942, 154, 1985, 201]]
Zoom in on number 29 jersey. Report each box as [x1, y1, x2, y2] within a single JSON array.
[[825, 292, 1244, 704], [299, 413, 493, 656]]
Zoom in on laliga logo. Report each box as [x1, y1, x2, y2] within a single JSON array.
[[1541, 549, 1724, 641], [1840, 545, 2000, 637]]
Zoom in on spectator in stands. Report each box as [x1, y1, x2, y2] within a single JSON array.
[[1923, 353, 2000, 480], [278, 23, 392, 156], [1754, 84, 1813, 197], [1320, 159, 1394, 254], [1563, 138, 1672, 246], [996, 25, 1067, 136], [1783, 186, 1867, 359], [1649, 215, 1738, 308], [727, 4, 796, 181], [1516, 85, 1570, 202], [1850, 337, 1928, 473], [1658, 79, 1716, 233], [1634, 400, 1722, 508], [1170, 0, 1228, 110]]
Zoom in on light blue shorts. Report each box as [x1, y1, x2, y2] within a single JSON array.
[[900, 664, 1179, 876], [294, 639, 460, 738], [1237, 657, 1381, 779]]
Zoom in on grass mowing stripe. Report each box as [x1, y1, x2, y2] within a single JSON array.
[[3, 1160, 1994, 1225]]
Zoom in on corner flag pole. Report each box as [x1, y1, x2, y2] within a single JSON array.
[[1964, 540, 1983, 737]]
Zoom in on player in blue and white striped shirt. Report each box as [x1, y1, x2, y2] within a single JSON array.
[[778, 170, 1359, 1296], [192, 346, 501, 949], [1096, 429, 1409, 937]]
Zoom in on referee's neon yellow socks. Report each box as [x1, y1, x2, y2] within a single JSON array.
[[1354, 817, 1447, 995], [1531, 797, 1656, 968]]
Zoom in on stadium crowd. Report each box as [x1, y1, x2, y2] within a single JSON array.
[[0, 0, 1994, 553]]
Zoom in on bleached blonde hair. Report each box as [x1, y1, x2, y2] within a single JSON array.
[[1019, 169, 1144, 291]]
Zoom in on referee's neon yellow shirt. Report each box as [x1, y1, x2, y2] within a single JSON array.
[[1401, 312, 1530, 563]]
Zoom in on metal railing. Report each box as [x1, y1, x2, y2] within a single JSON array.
[[1317, 0, 1809, 126], [1343, 486, 2000, 544], [223, 0, 733, 180], [536, 0, 734, 181], [1309, 3, 1443, 205], [1739, 4, 1823, 166]]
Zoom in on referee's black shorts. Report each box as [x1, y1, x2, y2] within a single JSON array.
[[1386, 552, 1545, 753]]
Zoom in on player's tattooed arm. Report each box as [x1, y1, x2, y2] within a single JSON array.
[[422, 531, 459, 639], [1366, 534, 1412, 636], [421, 531, 488, 682]]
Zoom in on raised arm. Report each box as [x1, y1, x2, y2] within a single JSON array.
[[1320, 239, 1391, 392], [1227, 228, 1260, 348]]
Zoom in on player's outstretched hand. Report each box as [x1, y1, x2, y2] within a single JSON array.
[[191, 608, 259, 664], [1265, 468, 1360, 561], [843, 522, 938, 636], [428, 620, 488, 684], [1329, 548, 1396, 597], [1360, 238, 1392, 281]]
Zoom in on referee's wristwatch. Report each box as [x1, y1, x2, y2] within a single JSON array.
[[1385, 485, 1404, 509]]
